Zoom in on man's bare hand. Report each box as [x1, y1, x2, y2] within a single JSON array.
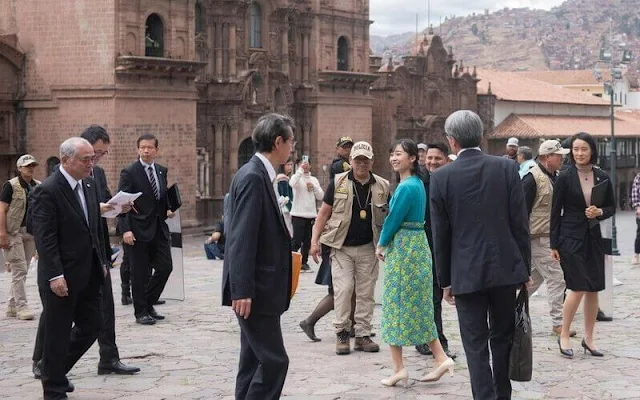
[[232, 298, 252, 319], [167, 210, 176, 219], [0, 233, 9, 250], [121, 203, 133, 214], [443, 287, 455, 306], [551, 249, 561, 262], [310, 243, 321, 264], [100, 203, 116, 214], [123, 231, 136, 246], [375, 245, 385, 262], [50, 277, 69, 297]]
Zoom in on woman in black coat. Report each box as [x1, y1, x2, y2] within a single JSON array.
[[550, 132, 615, 359]]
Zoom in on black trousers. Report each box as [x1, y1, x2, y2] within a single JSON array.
[[635, 219, 640, 254], [127, 227, 173, 318], [291, 216, 313, 264], [33, 270, 120, 365], [40, 273, 103, 398], [455, 285, 517, 400], [235, 313, 289, 400], [120, 244, 131, 289]]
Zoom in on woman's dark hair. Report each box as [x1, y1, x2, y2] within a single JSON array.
[[568, 132, 598, 165], [390, 139, 419, 174], [278, 156, 294, 174]]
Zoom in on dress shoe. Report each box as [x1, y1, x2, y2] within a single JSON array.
[[44, 393, 68, 400], [301, 263, 312, 272], [66, 381, 75, 393], [419, 357, 455, 382], [299, 320, 321, 342], [415, 343, 432, 355], [581, 339, 604, 357], [33, 360, 42, 379], [381, 368, 409, 387], [557, 337, 573, 359], [596, 310, 613, 322], [552, 325, 576, 337], [135, 315, 156, 325], [154, 299, 166, 305], [148, 307, 165, 320], [98, 360, 141, 375], [121, 294, 132, 305]]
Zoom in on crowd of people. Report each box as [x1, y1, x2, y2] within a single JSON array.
[[0, 109, 623, 400]]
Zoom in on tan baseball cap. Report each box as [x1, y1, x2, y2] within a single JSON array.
[[538, 140, 570, 156], [16, 154, 39, 168], [350, 141, 374, 159]]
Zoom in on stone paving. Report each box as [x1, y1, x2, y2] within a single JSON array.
[[1, 212, 640, 399]]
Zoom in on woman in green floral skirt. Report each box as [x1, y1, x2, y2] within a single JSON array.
[[376, 139, 454, 387]]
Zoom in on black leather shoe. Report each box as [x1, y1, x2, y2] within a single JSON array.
[[136, 315, 156, 325], [33, 360, 42, 379], [558, 337, 574, 359], [121, 294, 132, 305], [148, 307, 165, 320], [98, 360, 141, 375], [154, 300, 166, 305], [416, 343, 432, 355], [66, 382, 74, 393], [581, 339, 604, 357], [596, 310, 613, 322], [444, 347, 457, 360], [44, 393, 67, 400]]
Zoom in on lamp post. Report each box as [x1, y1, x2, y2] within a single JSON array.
[[608, 83, 620, 256]]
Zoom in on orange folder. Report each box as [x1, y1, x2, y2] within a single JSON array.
[[290, 251, 302, 299]]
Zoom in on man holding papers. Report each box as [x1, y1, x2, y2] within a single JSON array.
[[118, 133, 174, 325]]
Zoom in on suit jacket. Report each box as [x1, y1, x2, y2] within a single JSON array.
[[222, 155, 293, 316], [117, 160, 169, 242], [30, 170, 107, 291], [92, 165, 114, 260], [429, 149, 531, 295], [550, 165, 615, 253]]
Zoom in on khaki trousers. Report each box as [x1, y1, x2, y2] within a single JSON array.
[[530, 236, 566, 327], [3, 227, 36, 310], [331, 243, 379, 337]]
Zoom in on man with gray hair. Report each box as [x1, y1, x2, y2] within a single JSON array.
[[430, 110, 531, 400], [517, 146, 536, 178], [30, 137, 109, 399], [222, 113, 295, 400]]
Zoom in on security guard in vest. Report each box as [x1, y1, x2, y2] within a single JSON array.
[[522, 140, 576, 337], [310, 141, 390, 355], [330, 136, 354, 179], [0, 154, 40, 320]]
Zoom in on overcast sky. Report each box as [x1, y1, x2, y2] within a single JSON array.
[[370, 0, 567, 36]]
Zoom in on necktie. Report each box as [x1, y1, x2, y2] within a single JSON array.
[[74, 182, 88, 223], [147, 166, 159, 200]]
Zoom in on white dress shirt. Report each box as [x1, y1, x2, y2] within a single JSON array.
[[255, 152, 279, 200], [457, 147, 482, 156]]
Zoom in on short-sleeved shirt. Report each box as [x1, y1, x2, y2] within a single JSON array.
[[0, 177, 38, 227], [323, 171, 374, 246]]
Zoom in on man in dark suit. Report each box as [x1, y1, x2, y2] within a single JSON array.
[[31, 126, 140, 377], [223, 113, 295, 400], [430, 110, 531, 400], [30, 137, 108, 399], [118, 133, 173, 325]]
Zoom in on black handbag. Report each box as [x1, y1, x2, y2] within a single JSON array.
[[167, 183, 182, 212], [509, 285, 533, 382]]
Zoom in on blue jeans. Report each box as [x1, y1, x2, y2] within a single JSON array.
[[204, 243, 224, 260]]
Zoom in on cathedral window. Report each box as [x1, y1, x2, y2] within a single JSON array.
[[195, 1, 205, 34], [249, 3, 262, 48], [145, 14, 164, 57], [337, 36, 349, 71]]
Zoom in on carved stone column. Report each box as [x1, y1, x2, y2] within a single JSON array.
[[215, 23, 223, 81], [228, 23, 237, 79], [302, 32, 309, 83], [214, 124, 223, 196], [207, 23, 215, 79], [281, 26, 289, 75], [230, 125, 239, 174]]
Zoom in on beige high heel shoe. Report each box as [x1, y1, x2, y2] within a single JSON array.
[[381, 368, 409, 387], [419, 357, 454, 382]]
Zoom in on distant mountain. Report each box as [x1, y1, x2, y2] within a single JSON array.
[[370, 0, 640, 72]]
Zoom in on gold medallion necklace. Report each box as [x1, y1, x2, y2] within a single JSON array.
[[353, 181, 371, 220]]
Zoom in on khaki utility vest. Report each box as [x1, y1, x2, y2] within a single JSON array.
[[6, 177, 40, 235], [528, 165, 552, 238], [320, 172, 389, 249]]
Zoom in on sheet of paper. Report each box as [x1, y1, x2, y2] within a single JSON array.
[[102, 191, 142, 218]]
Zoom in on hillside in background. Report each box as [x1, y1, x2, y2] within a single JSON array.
[[370, 0, 640, 72]]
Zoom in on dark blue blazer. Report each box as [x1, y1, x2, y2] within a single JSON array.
[[429, 149, 531, 295], [222, 155, 292, 316]]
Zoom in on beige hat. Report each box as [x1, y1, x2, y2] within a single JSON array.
[[350, 141, 374, 159], [538, 140, 570, 156], [417, 143, 428, 151], [16, 154, 39, 168], [507, 137, 519, 147]]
